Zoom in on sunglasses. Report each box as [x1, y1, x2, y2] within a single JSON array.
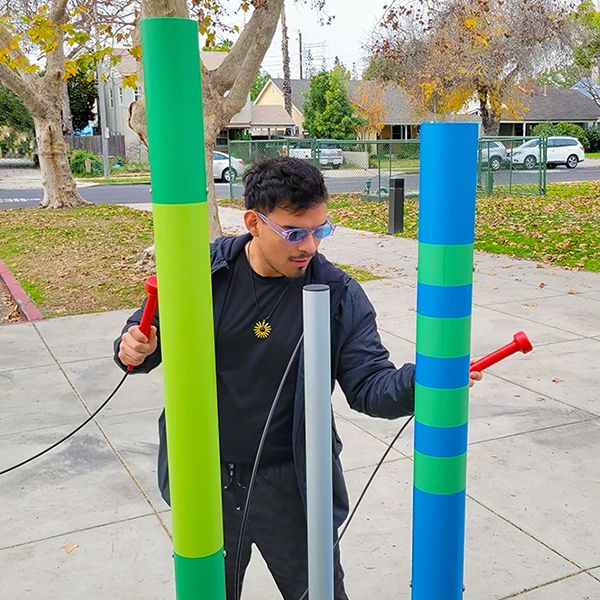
[[256, 211, 336, 244]]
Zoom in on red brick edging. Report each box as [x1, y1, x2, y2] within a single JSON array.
[[0, 259, 44, 322]]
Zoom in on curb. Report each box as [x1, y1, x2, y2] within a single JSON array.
[[0, 259, 43, 322]]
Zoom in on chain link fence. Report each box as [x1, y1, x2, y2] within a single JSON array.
[[228, 136, 546, 200], [478, 136, 547, 197]]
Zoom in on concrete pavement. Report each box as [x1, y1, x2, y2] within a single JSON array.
[[1, 208, 599, 599]]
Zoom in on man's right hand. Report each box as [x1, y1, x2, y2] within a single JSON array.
[[119, 325, 158, 368]]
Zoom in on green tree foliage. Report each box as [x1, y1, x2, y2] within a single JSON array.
[[302, 65, 365, 139], [67, 73, 96, 132], [531, 122, 590, 149], [203, 38, 234, 51], [0, 82, 33, 132], [251, 70, 271, 101]]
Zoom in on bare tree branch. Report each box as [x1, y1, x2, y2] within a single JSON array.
[[212, 1, 278, 93], [222, 0, 283, 119], [0, 63, 45, 115]]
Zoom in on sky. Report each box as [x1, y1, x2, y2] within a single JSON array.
[[222, 0, 391, 79]]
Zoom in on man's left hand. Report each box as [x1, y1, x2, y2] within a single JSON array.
[[469, 371, 483, 388]]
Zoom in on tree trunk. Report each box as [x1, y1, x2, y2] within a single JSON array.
[[62, 81, 73, 135], [478, 89, 501, 136], [34, 113, 88, 208], [281, 3, 293, 117]]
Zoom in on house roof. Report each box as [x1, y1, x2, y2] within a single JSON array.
[[251, 105, 295, 127], [269, 78, 420, 124], [520, 87, 600, 122], [268, 78, 600, 126]]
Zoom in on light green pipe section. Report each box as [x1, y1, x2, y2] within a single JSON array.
[[141, 17, 225, 599]]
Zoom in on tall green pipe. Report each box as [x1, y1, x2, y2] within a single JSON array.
[[141, 17, 225, 598]]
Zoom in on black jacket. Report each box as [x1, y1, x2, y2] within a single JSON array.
[[114, 234, 415, 530]]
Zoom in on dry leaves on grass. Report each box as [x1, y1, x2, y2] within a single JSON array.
[[0, 206, 155, 318]]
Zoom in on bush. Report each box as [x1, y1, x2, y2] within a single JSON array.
[[531, 122, 590, 151], [70, 149, 103, 176], [585, 125, 600, 152]]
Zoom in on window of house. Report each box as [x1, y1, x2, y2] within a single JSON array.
[[109, 89, 114, 109], [134, 86, 142, 101], [119, 87, 124, 104]]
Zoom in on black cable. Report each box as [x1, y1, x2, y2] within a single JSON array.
[[296, 414, 415, 600], [0, 372, 129, 476], [234, 334, 304, 600]]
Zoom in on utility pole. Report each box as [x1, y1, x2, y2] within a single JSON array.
[[298, 31, 303, 79], [94, 2, 110, 178], [281, 4, 292, 118]]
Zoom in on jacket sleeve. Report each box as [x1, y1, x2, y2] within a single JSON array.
[[113, 298, 162, 374], [336, 279, 415, 419]]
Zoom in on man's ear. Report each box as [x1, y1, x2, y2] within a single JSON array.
[[244, 210, 260, 237]]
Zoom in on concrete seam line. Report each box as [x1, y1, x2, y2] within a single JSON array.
[[496, 568, 591, 599], [29, 321, 172, 542]]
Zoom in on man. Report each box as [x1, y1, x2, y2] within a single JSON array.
[[115, 157, 482, 599]]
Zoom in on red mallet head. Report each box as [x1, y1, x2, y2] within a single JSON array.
[[513, 330, 533, 354], [470, 330, 533, 373]]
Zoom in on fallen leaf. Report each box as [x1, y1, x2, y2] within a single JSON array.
[[539, 282, 546, 288], [568, 289, 579, 295], [63, 542, 79, 554], [552, 378, 564, 384]]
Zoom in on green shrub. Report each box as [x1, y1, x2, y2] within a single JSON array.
[[585, 125, 600, 152], [531, 122, 590, 150], [70, 149, 103, 176]]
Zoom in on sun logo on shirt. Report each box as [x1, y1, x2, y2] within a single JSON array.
[[254, 320, 272, 339]]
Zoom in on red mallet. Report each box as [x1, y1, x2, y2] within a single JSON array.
[[128, 275, 158, 372], [470, 331, 533, 373]]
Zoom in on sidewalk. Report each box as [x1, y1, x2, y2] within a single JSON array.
[[1, 208, 599, 599]]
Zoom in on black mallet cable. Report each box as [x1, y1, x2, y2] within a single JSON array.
[[234, 334, 304, 600], [0, 372, 129, 476], [296, 414, 415, 600]]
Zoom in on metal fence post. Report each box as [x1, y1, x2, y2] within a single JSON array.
[[388, 176, 405, 234]]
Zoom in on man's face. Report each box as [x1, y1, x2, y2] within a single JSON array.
[[245, 202, 329, 278]]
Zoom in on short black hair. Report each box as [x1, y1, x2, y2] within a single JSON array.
[[243, 156, 328, 214]]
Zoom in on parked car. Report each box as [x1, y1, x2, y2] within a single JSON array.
[[479, 140, 508, 170], [213, 151, 245, 182], [509, 136, 585, 170], [286, 144, 344, 168], [318, 143, 344, 169]]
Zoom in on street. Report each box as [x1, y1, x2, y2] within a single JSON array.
[[0, 166, 599, 210]]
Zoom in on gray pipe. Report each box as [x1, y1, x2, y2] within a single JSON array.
[[303, 284, 334, 600]]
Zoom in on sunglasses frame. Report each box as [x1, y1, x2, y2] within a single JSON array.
[[256, 211, 336, 244]]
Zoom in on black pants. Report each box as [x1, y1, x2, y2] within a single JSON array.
[[221, 461, 349, 600]]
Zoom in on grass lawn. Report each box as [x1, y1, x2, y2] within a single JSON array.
[[221, 181, 600, 272], [0, 205, 381, 318], [0, 205, 154, 317], [585, 151, 600, 159], [77, 175, 151, 184]]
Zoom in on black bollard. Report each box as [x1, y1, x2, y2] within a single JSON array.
[[388, 176, 405, 234]]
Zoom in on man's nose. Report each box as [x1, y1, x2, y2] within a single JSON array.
[[297, 232, 318, 254]]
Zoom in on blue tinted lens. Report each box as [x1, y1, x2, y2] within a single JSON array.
[[314, 222, 334, 239], [287, 228, 309, 243]]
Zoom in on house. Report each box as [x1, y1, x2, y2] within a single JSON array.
[[256, 78, 600, 140], [255, 78, 432, 140], [489, 87, 600, 136], [104, 50, 254, 161]]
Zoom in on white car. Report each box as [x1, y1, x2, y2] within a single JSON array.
[[287, 145, 344, 168], [510, 136, 585, 170], [479, 140, 508, 170], [213, 151, 245, 182]]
